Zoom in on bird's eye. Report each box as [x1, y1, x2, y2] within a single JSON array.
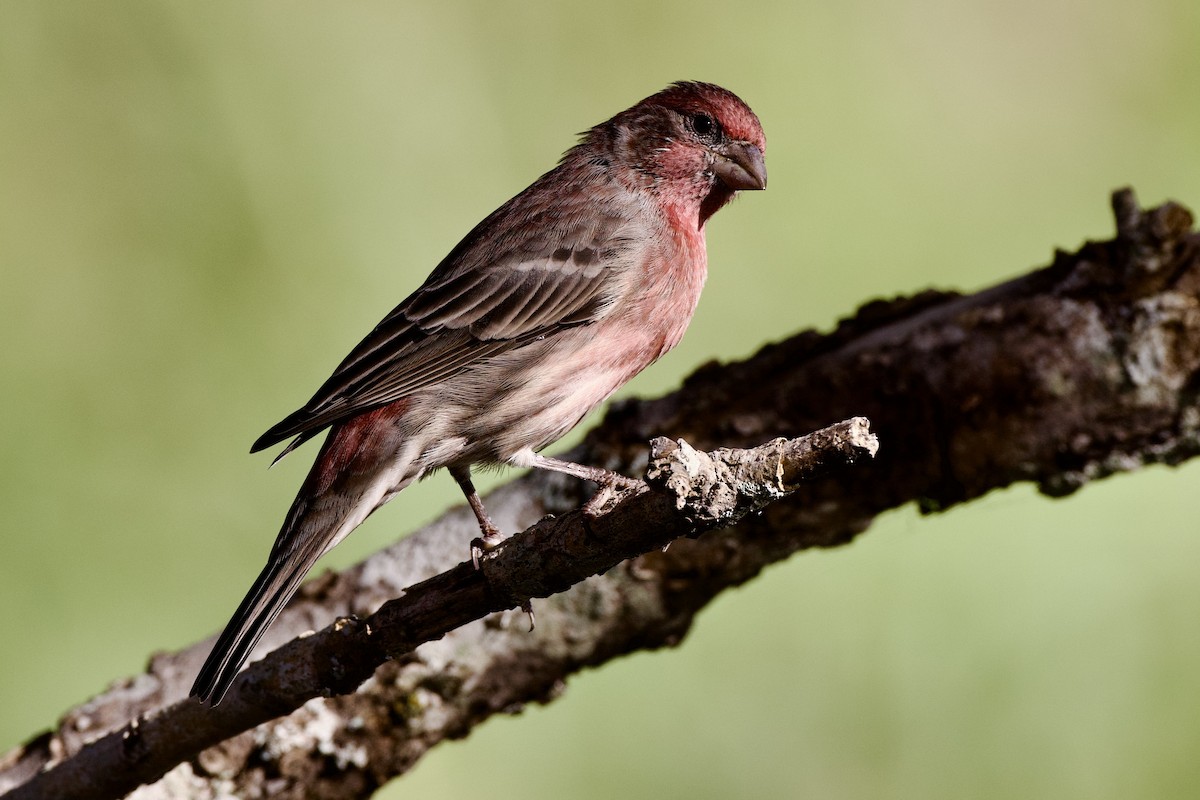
[[691, 113, 716, 137]]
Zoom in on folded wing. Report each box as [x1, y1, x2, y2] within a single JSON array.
[[253, 196, 642, 456]]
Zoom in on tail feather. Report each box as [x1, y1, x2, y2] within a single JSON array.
[[194, 407, 417, 705], [191, 464, 347, 705], [191, 486, 338, 704], [190, 555, 311, 704]]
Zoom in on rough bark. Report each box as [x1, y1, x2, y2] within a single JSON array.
[[2, 189, 1197, 800]]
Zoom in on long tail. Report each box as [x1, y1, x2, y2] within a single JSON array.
[[191, 407, 416, 705], [189, 533, 317, 704]]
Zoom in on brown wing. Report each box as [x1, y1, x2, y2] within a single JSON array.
[[252, 178, 642, 456]]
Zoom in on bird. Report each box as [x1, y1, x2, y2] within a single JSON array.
[[191, 81, 766, 705]]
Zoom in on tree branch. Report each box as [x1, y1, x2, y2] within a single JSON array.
[[1, 423, 877, 800], [2, 188, 1198, 800]]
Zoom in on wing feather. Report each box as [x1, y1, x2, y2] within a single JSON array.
[[252, 175, 645, 454], [496, 269, 577, 333]]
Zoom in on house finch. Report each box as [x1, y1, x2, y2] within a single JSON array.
[[192, 81, 766, 704]]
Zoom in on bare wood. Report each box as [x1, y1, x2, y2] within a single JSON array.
[[2, 189, 1198, 800]]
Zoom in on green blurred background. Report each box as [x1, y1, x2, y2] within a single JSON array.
[[2, 1, 1199, 797]]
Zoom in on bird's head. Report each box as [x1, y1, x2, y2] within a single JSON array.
[[591, 81, 767, 228]]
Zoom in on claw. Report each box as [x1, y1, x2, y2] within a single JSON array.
[[521, 598, 535, 631], [583, 474, 644, 517], [470, 527, 503, 570]]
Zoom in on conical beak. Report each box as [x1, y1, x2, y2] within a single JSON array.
[[713, 142, 767, 191]]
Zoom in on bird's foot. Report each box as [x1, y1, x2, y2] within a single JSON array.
[[582, 472, 645, 516], [470, 524, 505, 570]]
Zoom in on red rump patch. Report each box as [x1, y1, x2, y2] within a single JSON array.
[[309, 400, 410, 495]]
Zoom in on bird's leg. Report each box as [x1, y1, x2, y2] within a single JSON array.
[[450, 466, 535, 627], [520, 452, 643, 488], [512, 449, 644, 515], [450, 465, 505, 569]]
